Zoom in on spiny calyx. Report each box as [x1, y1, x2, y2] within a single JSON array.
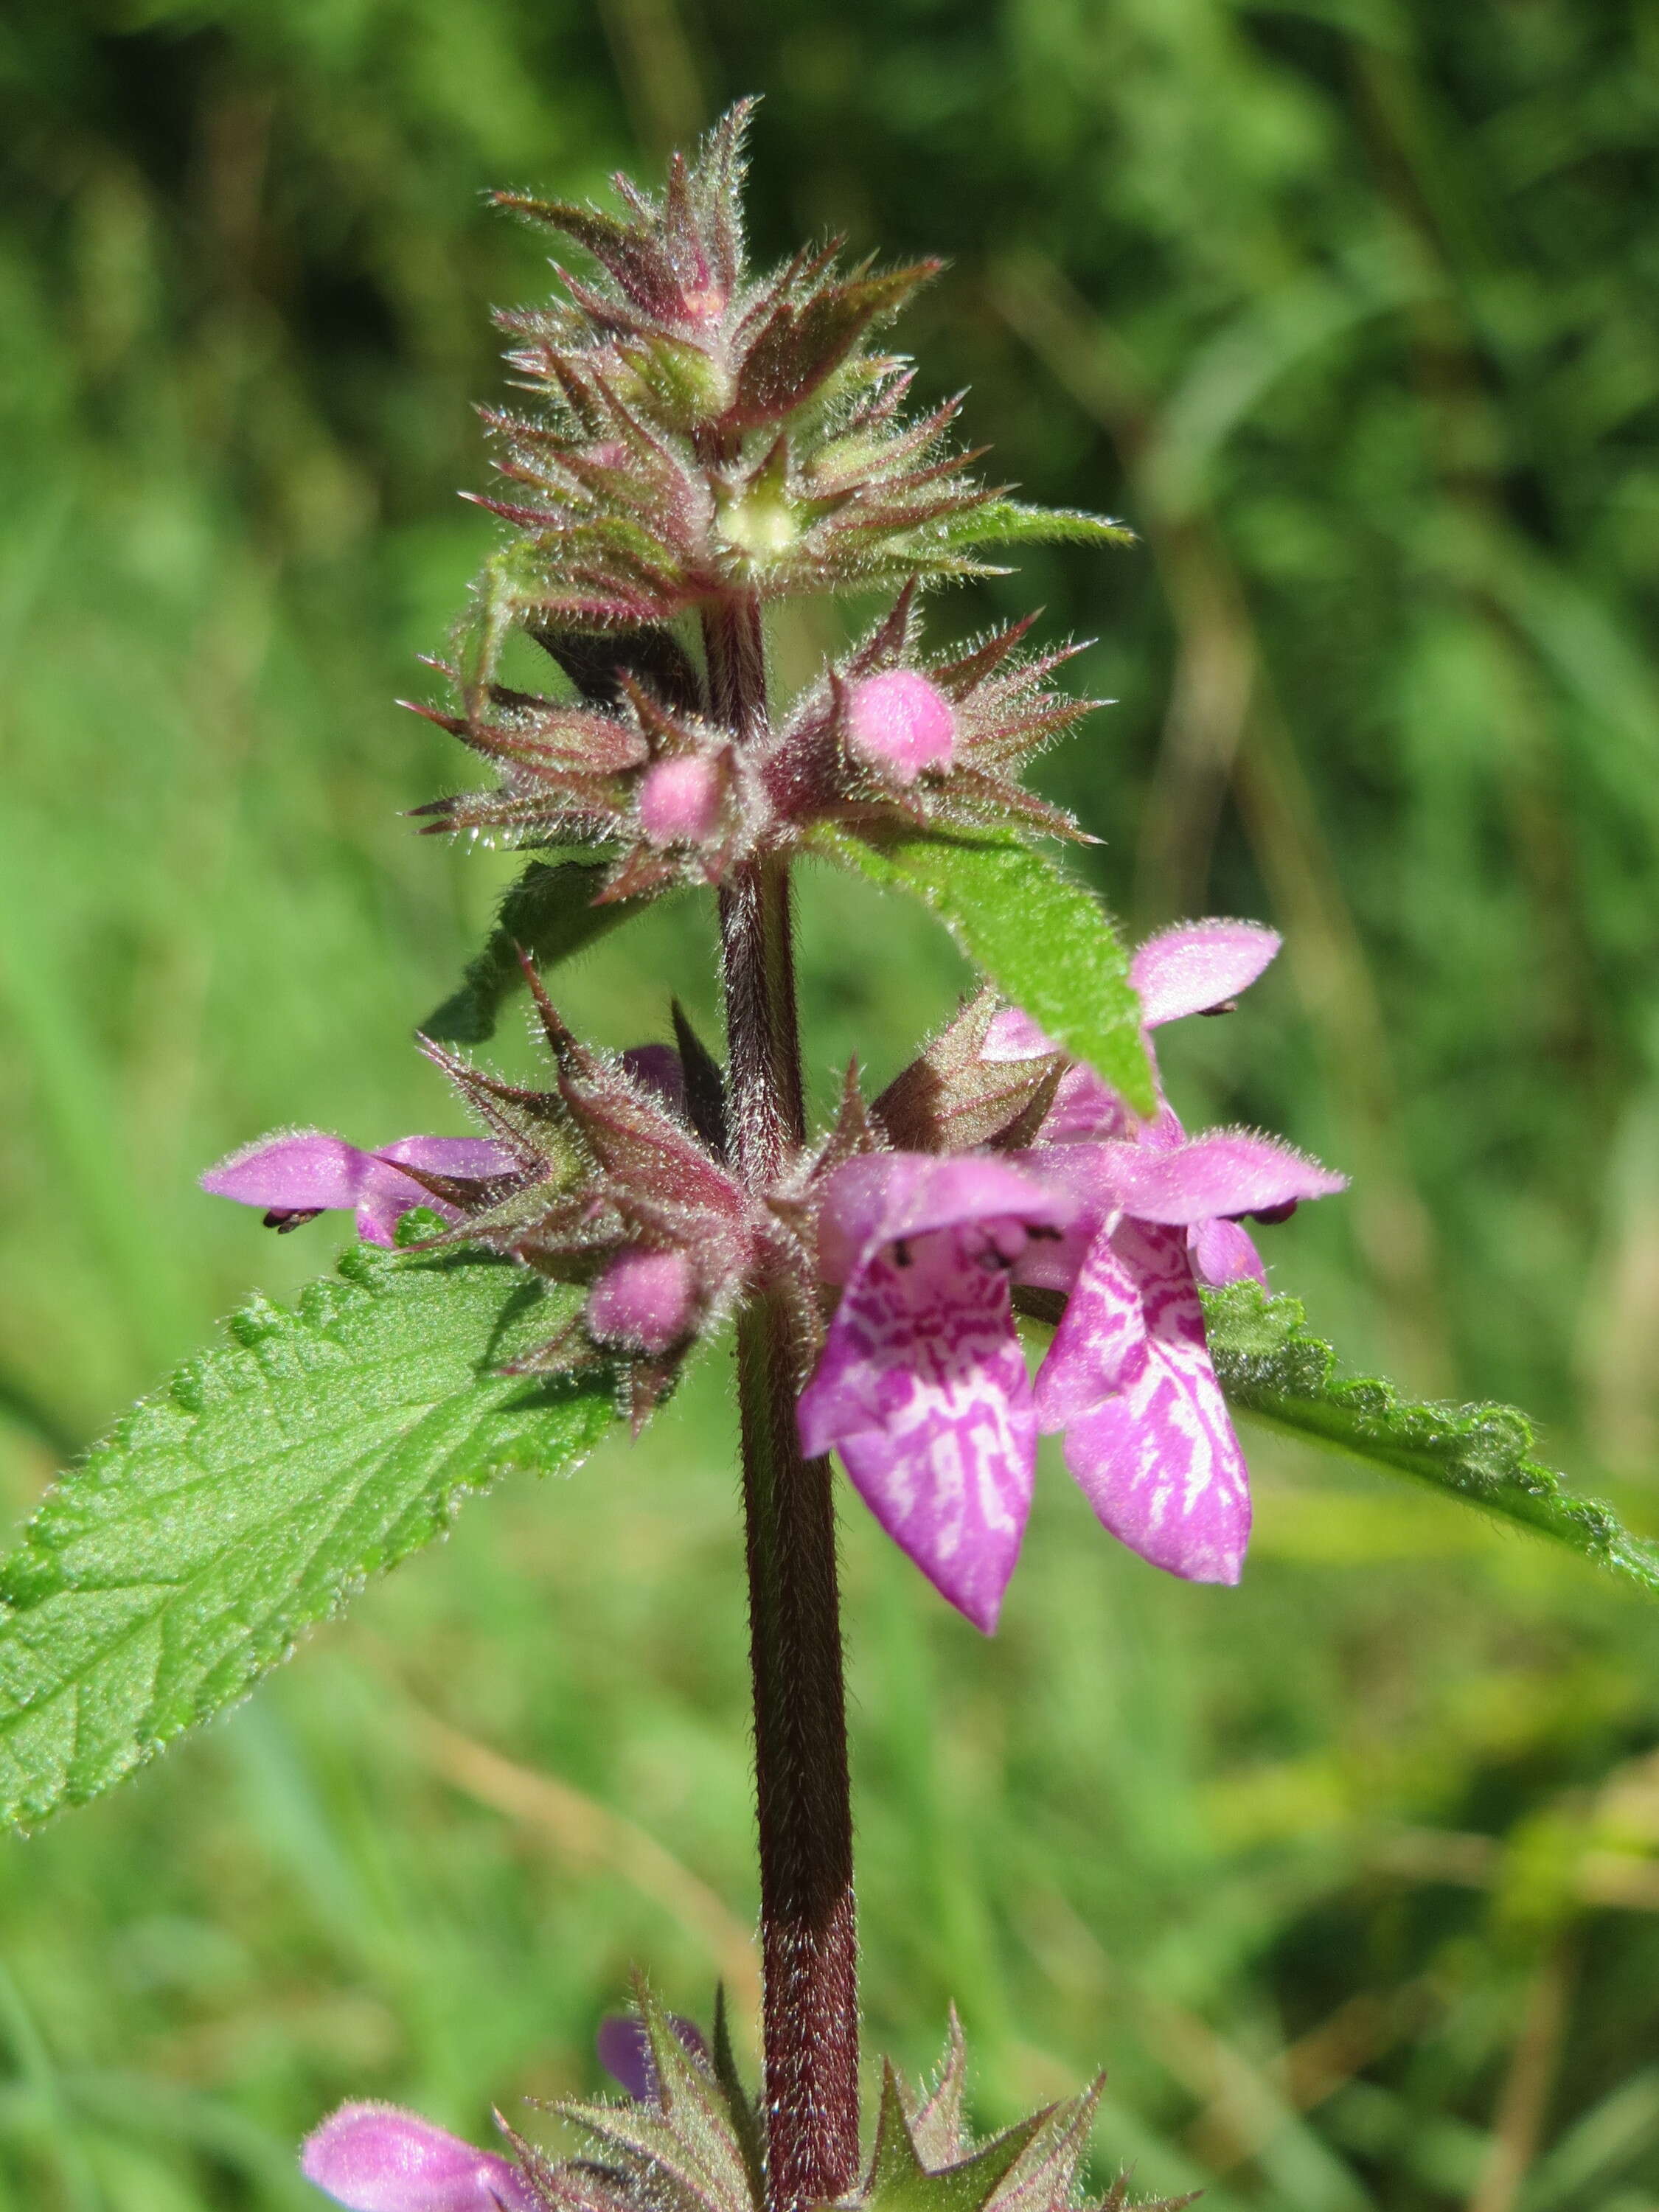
[[504, 1985, 1193, 2212], [412, 588, 1096, 895]]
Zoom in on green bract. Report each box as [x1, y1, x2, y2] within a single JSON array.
[[933, 499, 1135, 552]]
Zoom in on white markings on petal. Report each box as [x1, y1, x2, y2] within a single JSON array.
[[1058, 1221, 1251, 1583], [1032, 1223, 1144, 1430], [798, 1225, 1035, 1632]]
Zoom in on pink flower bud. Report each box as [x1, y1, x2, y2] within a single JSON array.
[[620, 1043, 687, 1113], [596, 2011, 711, 2101], [638, 755, 724, 845], [844, 669, 956, 784], [586, 1248, 696, 1354]]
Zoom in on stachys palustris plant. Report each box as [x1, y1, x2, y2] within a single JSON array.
[[5, 98, 1656, 2212]]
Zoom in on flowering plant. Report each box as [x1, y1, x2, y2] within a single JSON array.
[[3, 104, 1655, 2212]]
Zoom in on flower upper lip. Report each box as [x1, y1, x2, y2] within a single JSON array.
[[1022, 1132, 1346, 1227], [813, 1152, 1076, 1284]]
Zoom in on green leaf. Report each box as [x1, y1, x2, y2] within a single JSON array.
[[0, 1247, 619, 1829], [814, 827, 1155, 1115], [423, 858, 643, 1044], [935, 498, 1135, 551], [1204, 1281, 1659, 1597], [453, 540, 546, 706]]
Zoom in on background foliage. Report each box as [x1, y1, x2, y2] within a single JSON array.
[[4, 1, 1659, 2205]]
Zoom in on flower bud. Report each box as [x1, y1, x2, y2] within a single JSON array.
[[301, 2103, 534, 2212], [597, 2011, 711, 2102], [586, 1248, 697, 1354], [620, 1043, 688, 1114], [638, 754, 725, 845], [844, 669, 956, 784]]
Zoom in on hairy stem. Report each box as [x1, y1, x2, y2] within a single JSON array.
[[706, 594, 860, 2210]]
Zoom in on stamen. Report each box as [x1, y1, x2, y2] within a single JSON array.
[[1245, 1199, 1298, 1226]]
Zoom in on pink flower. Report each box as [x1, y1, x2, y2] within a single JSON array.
[[983, 916, 1289, 1277], [800, 920, 1344, 1625], [201, 1133, 511, 1248], [797, 1156, 1076, 1632], [1131, 917, 1282, 1028], [1023, 1124, 1340, 1585], [619, 1043, 688, 1114], [301, 2104, 534, 2212]]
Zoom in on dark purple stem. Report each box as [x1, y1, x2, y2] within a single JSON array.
[[705, 593, 860, 2212]]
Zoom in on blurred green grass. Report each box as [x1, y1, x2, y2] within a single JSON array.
[[4, 1, 1659, 2206]]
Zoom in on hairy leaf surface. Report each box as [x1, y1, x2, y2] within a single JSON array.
[[0, 1248, 617, 1827], [424, 859, 641, 1043], [1205, 1281, 1659, 1596], [816, 827, 1155, 1114], [939, 499, 1135, 550]]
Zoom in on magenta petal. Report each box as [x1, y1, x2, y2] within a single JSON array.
[[1041, 1063, 1135, 1144], [980, 1011, 1133, 1143], [798, 1228, 1036, 1633], [1032, 1225, 1147, 1431], [1010, 1215, 1093, 1294], [376, 1137, 512, 1178], [1190, 1217, 1266, 1287], [201, 1133, 372, 1216], [356, 1139, 512, 1245], [639, 754, 724, 844], [300, 2104, 534, 2212], [845, 669, 957, 782], [1061, 1223, 1251, 1583], [619, 1043, 687, 1113], [815, 1152, 1073, 1283], [346, 1166, 425, 1246], [981, 1006, 1057, 1062], [203, 1130, 505, 1248], [1065, 1130, 1345, 1226], [597, 2014, 711, 2102], [1131, 920, 1281, 1026]]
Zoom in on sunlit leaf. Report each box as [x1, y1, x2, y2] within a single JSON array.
[[936, 498, 1135, 550], [0, 1248, 618, 1829], [1204, 1281, 1659, 1597], [813, 826, 1155, 1114]]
